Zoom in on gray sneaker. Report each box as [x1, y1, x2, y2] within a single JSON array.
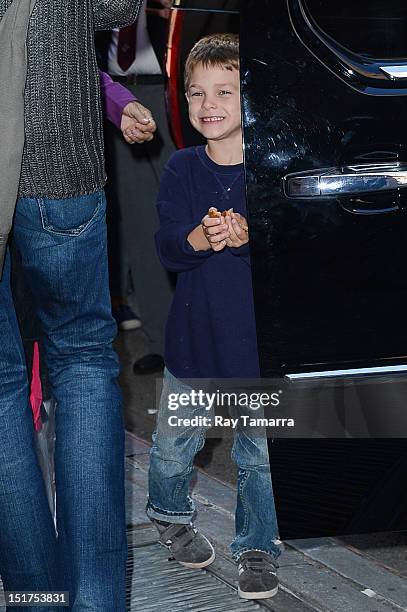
[[153, 520, 215, 569], [238, 551, 279, 599]]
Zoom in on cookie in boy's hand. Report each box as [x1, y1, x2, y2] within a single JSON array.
[[208, 207, 233, 218], [208, 207, 222, 218]]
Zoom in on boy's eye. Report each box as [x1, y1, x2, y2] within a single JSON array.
[[219, 90, 232, 95], [191, 91, 203, 96]]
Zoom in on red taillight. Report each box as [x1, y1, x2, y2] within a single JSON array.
[[166, 9, 185, 149]]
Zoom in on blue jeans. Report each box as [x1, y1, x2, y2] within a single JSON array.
[[0, 192, 126, 610], [146, 369, 282, 561]]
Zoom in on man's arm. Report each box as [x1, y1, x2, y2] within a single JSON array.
[[92, 0, 142, 31]]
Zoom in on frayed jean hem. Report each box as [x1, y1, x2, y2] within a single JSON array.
[[146, 499, 195, 525]]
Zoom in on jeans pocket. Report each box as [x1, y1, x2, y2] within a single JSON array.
[[37, 191, 105, 237]]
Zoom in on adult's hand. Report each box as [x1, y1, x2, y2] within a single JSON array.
[[121, 101, 157, 144]]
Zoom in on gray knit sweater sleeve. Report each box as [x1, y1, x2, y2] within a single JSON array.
[[92, 0, 142, 30], [0, 0, 13, 18], [1, 0, 144, 199]]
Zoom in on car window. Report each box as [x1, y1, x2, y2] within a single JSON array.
[[304, 0, 407, 59], [167, 3, 239, 147]]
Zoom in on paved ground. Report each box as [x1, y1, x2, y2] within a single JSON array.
[[125, 432, 407, 611], [2, 428, 406, 611], [1, 325, 407, 611], [117, 327, 407, 579]]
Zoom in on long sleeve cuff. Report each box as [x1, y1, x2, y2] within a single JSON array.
[[156, 223, 213, 272], [99, 71, 137, 129], [229, 243, 250, 257]]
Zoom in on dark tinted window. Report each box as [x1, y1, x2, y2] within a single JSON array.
[[169, 8, 239, 146], [305, 0, 407, 59]]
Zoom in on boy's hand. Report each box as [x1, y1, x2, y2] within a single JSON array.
[[201, 212, 230, 252], [121, 101, 156, 144], [225, 212, 249, 248]]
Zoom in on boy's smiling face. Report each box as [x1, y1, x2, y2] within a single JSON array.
[[186, 63, 241, 143]]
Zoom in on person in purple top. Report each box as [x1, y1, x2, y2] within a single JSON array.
[[100, 69, 156, 144], [145, 34, 283, 601]]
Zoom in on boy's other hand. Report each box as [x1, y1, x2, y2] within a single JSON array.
[[225, 212, 249, 248], [201, 213, 230, 252], [121, 101, 156, 144]]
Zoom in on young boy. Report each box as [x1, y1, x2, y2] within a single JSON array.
[[146, 33, 282, 599]]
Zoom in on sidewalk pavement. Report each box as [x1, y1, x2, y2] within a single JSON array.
[[1, 431, 407, 611], [124, 432, 407, 612]]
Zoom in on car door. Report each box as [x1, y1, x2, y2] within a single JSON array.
[[241, 0, 407, 539], [241, 0, 407, 379]]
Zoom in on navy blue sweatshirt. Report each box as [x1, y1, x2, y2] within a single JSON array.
[[155, 146, 260, 379]]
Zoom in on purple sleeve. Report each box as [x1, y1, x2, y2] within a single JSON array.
[[99, 70, 138, 129]]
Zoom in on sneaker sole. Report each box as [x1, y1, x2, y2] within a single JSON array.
[[118, 319, 142, 331], [238, 585, 279, 599], [178, 548, 216, 569]]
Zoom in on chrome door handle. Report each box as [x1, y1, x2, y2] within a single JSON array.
[[284, 163, 407, 198], [380, 66, 407, 80]]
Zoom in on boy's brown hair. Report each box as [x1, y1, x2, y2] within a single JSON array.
[[184, 33, 239, 91]]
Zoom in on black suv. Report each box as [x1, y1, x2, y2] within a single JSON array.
[[168, 0, 407, 541]]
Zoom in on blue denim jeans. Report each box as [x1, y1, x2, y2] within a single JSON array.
[[146, 369, 282, 561], [0, 192, 126, 611]]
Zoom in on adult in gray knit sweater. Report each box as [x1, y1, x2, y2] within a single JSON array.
[[0, 1, 147, 609]]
